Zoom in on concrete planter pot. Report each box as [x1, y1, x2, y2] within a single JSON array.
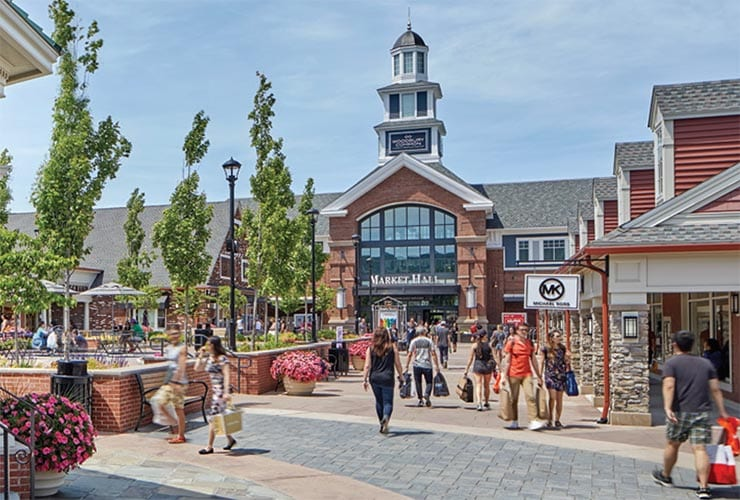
[[283, 377, 316, 396]]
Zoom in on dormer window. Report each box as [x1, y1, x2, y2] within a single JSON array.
[[416, 52, 425, 73]]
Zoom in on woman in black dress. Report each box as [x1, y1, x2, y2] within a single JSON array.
[[463, 331, 496, 411]]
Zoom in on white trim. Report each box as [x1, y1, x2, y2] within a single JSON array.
[[495, 226, 568, 235], [624, 163, 740, 228], [0, 3, 58, 85], [668, 212, 740, 225], [320, 153, 492, 217]]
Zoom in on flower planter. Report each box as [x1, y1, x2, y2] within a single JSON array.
[[35, 470, 65, 497], [350, 355, 365, 371], [283, 377, 316, 395]]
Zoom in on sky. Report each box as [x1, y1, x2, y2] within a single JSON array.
[[2, 0, 739, 213]]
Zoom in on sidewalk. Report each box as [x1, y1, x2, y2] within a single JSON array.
[[50, 346, 739, 499]]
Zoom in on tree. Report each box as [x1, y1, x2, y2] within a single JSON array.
[[0, 148, 12, 226], [117, 188, 154, 291], [241, 72, 307, 346], [215, 286, 248, 321], [152, 112, 213, 340], [31, 0, 131, 336]]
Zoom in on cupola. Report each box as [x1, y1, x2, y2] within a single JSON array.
[[390, 22, 429, 84]]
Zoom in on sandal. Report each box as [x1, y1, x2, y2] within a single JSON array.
[[198, 448, 214, 455], [223, 436, 236, 451], [167, 436, 186, 444]]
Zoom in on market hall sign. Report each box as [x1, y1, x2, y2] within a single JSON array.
[[387, 128, 431, 155], [524, 274, 580, 310], [371, 274, 442, 285]]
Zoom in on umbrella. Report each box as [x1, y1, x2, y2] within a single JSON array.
[[78, 282, 146, 297], [41, 280, 66, 294]]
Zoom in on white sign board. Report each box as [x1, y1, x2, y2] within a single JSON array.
[[524, 274, 580, 310]]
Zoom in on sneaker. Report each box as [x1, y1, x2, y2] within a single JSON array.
[[417, 400, 424, 407], [528, 420, 546, 431], [379, 416, 389, 434], [443, 361, 448, 369], [505, 421, 519, 430], [425, 398, 432, 408], [476, 404, 483, 411], [651, 469, 673, 487], [554, 420, 563, 428], [695, 487, 711, 499], [483, 402, 490, 409]]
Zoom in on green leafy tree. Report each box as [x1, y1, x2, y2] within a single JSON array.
[[241, 72, 307, 346], [0, 149, 12, 226], [117, 188, 154, 291], [31, 0, 131, 336], [152, 112, 213, 339], [215, 285, 248, 320]]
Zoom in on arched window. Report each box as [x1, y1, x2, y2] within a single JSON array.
[[359, 205, 456, 284]]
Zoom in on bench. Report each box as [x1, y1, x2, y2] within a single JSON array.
[[134, 371, 209, 431]]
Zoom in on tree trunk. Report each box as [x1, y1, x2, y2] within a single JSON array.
[[250, 287, 259, 351]]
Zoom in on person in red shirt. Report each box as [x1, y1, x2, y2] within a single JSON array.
[[501, 323, 545, 430]]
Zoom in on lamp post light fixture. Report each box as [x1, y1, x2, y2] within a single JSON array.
[[222, 157, 241, 351], [352, 233, 360, 334], [465, 283, 477, 316], [336, 286, 346, 310], [307, 208, 319, 343]]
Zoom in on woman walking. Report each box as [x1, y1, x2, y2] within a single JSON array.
[[501, 322, 545, 430], [195, 336, 237, 454], [539, 330, 570, 427], [362, 328, 404, 433], [151, 325, 188, 443], [450, 321, 459, 353], [463, 331, 495, 411]]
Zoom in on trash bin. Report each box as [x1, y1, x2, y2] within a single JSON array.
[[52, 360, 92, 413], [194, 327, 213, 350], [329, 344, 349, 375]]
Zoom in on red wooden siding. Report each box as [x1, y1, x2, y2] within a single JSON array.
[[697, 187, 740, 213], [603, 200, 618, 234], [587, 220, 594, 243], [629, 169, 655, 220], [674, 116, 740, 195]]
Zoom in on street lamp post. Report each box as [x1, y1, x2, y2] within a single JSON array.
[[307, 208, 319, 343], [222, 157, 241, 351], [351, 234, 360, 334], [367, 256, 373, 329]]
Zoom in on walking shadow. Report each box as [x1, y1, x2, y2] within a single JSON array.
[[225, 448, 270, 456], [385, 430, 433, 438]]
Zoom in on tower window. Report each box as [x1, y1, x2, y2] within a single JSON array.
[[401, 93, 415, 117], [393, 54, 400, 77], [417, 52, 425, 73], [389, 94, 399, 119], [403, 52, 413, 73], [417, 91, 427, 117]]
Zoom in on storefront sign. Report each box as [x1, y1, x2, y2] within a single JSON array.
[[387, 129, 431, 155], [502, 312, 527, 326], [377, 308, 398, 331], [371, 274, 441, 285], [524, 274, 580, 310]]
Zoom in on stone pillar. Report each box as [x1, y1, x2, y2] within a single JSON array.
[[579, 311, 594, 395], [609, 307, 651, 426], [569, 311, 581, 374], [591, 308, 604, 408]]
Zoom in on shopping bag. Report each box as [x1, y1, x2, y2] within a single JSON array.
[[718, 416, 740, 456], [455, 376, 474, 403], [707, 444, 737, 485], [565, 370, 579, 397], [399, 372, 413, 399], [433, 372, 450, 397], [536, 384, 549, 421], [498, 386, 514, 421], [211, 408, 243, 436], [492, 372, 501, 394]]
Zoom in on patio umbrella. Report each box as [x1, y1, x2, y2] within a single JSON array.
[[41, 279, 66, 294]]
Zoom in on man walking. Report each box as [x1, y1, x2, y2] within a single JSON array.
[[433, 320, 450, 369], [406, 326, 440, 407], [652, 330, 729, 499]]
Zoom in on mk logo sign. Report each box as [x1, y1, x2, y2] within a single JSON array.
[[538, 278, 565, 301]]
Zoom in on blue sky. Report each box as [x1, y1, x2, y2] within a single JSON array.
[[2, 0, 739, 213]]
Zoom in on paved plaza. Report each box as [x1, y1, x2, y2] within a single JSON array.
[[50, 348, 739, 500]]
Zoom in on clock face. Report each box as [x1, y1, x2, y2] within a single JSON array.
[[387, 128, 431, 155]]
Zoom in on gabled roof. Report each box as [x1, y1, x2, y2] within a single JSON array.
[[593, 177, 617, 201], [478, 178, 593, 229], [578, 199, 594, 222], [623, 162, 740, 229], [320, 153, 492, 217], [613, 141, 653, 175], [648, 79, 740, 128], [590, 223, 740, 247]]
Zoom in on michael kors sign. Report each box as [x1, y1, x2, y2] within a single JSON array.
[[524, 274, 580, 310]]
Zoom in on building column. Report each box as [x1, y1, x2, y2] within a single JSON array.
[[569, 310, 581, 375], [591, 307, 605, 408], [608, 305, 651, 426], [579, 310, 594, 395]]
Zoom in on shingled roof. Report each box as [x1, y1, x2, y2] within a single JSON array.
[[613, 141, 653, 174], [590, 223, 740, 247], [478, 178, 594, 228], [648, 79, 740, 127], [593, 177, 617, 201]]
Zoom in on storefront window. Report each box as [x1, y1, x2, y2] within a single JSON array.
[[689, 293, 732, 384]]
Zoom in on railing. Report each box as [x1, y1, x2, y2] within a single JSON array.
[[0, 386, 36, 500]]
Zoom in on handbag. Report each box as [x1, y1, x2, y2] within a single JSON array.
[[535, 384, 549, 421], [399, 372, 413, 399], [565, 370, 579, 397], [718, 416, 740, 456], [497, 386, 514, 421], [211, 404, 243, 436], [455, 375, 474, 403], [707, 444, 737, 485], [433, 372, 450, 397]]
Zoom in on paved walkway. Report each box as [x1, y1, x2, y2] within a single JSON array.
[[49, 347, 739, 499]]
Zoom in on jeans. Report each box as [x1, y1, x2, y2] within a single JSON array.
[[413, 366, 433, 400], [371, 384, 394, 421], [438, 345, 449, 364]]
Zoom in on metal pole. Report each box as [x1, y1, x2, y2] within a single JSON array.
[[310, 214, 317, 343], [367, 257, 373, 329], [228, 178, 237, 351]]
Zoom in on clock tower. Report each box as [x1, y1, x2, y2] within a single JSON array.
[[374, 23, 446, 165]]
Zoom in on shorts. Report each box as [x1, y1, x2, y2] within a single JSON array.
[[152, 383, 185, 410], [666, 411, 711, 445]]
